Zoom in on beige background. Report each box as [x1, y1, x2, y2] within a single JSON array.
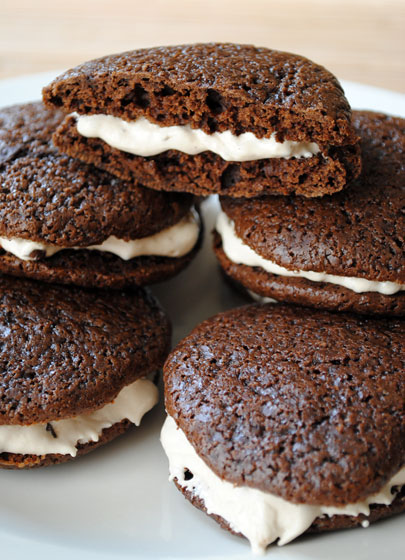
[[0, 0, 404, 92]]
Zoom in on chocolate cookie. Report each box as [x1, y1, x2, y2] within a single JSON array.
[[43, 43, 361, 198], [0, 275, 170, 468], [214, 111, 405, 315], [0, 102, 201, 288], [161, 303, 404, 553]]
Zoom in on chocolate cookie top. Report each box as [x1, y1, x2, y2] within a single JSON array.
[[164, 304, 404, 506], [220, 111, 405, 283], [0, 275, 170, 425], [0, 102, 193, 246], [43, 43, 357, 146]]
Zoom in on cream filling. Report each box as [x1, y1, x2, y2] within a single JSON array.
[[75, 114, 320, 162], [216, 211, 405, 295], [161, 415, 405, 555], [247, 290, 278, 304], [0, 378, 158, 457], [0, 209, 199, 262]]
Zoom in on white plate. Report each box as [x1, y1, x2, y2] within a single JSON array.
[[0, 73, 404, 560]]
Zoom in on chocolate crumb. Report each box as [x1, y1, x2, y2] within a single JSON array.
[[46, 422, 57, 438], [184, 468, 194, 481], [29, 249, 46, 261]]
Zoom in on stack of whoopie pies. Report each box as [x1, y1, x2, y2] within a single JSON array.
[[0, 90, 203, 465], [2, 42, 403, 552]]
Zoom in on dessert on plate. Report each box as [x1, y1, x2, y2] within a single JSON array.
[[0, 275, 170, 468], [0, 102, 201, 289], [162, 303, 405, 553], [214, 111, 405, 315], [43, 43, 361, 198]]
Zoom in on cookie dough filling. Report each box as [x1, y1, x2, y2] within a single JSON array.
[[75, 114, 321, 162], [161, 415, 405, 555], [0, 378, 158, 457], [0, 209, 199, 262], [216, 211, 405, 295]]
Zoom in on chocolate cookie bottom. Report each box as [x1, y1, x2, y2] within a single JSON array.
[[213, 233, 405, 316], [0, 226, 202, 289], [0, 419, 132, 469], [174, 478, 405, 542], [53, 116, 361, 198]]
